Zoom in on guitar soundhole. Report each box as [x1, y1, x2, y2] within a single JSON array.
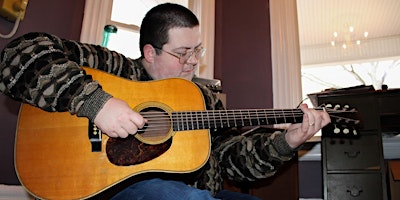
[[106, 107, 173, 166], [137, 107, 172, 143]]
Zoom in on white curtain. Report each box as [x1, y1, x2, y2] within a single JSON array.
[[270, 0, 302, 109], [191, 0, 215, 79], [80, 0, 111, 44]]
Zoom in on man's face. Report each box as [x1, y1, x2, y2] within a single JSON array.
[[146, 26, 202, 80]]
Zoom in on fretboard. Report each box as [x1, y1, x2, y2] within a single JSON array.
[[172, 109, 304, 131]]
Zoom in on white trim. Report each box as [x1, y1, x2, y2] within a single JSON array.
[[0, 185, 33, 200], [270, 0, 302, 109]]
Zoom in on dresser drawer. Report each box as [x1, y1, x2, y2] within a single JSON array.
[[324, 135, 382, 170], [326, 173, 383, 200]]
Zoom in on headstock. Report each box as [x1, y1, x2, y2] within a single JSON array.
[[318, 104, 361, 137]]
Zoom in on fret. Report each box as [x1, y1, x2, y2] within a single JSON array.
[[186, 112, 190, 130], [223, 111, 229, 126], [206, 111, 211, 129], [273, 109, 285, 124], [218, 110, 223, 128], [255, 110, 260, 125], [197, 111, 202, 129], [191, 111, 194, 130], [281, 109, 287, 124], [263, 110, 269, 125], [223, 110, 229, 127], [282, 109, 289, 124], [261, 110, 267, 125], [185, 112, 189, 130], [252, 110, 259, 126], [239, 110, 244, 126], [203, 111, 207, 129], [184, 112, 187, 130], [181, 112, 184, 130], [225, 110, 235, 127], [224, 110, 230, 127], [246, 110, 250, 126], [195, 111, 201, 130], [203, 111, 208, 129], [180, 112, 184, 130], [173, 112, 180, 131], [282, 109, 288, 124], [291, 109, 297, 123], [187, 112, 191, 130], [247, 110, 252, 126], [232, 110, 237, 127], [177, 112, 182, 131], [213, 110, 217, 128]]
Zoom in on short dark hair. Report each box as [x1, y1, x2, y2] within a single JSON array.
[[139, 3, 199, 57]]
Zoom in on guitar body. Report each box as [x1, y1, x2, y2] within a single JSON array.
[[15, 68, 211, 199]]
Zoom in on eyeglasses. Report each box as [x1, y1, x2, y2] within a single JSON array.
[[154, 46, 206, 64]]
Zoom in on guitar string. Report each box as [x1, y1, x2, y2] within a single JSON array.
[[133, 109, 357, 137], [140, 109, 353, 125], [136, 110, 305, 135]]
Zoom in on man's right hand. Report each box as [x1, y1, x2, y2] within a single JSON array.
[[93, 97, 146, 138]]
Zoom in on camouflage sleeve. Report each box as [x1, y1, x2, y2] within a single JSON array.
[[0, 32, 117, 121], [196, 82, 297, 182], [213, 129, 296, 182]]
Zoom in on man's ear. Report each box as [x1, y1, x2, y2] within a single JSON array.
[[143, 44, 156, 63]]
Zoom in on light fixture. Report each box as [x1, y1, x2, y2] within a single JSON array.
[[331, 25, 368, 49]]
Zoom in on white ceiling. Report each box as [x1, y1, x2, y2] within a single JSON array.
[[296, 0, 400, 66]]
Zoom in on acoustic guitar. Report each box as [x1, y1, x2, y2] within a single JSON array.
[[15, 67, 357, 199]]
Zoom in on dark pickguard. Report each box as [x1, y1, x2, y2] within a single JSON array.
[[106, 135, 172, 166]]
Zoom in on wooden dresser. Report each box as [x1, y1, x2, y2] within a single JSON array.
[[309, 86, 400, 200]]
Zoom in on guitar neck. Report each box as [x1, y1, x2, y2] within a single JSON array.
[[172, 109, 304, 131]]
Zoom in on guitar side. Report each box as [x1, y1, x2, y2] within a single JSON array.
[[15, 68, 211, 200]]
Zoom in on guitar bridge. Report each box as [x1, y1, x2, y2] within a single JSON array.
[[88, 122, 102, 152]]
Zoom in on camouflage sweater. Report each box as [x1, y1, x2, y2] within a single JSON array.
[[0, 32, 296, 195]]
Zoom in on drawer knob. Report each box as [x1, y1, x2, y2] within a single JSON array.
[[344, 150, 360, 158], [347, 185, 363, 197]]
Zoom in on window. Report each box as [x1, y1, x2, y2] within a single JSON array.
[[295, 0, 400, 140], [302, 59, 400, 105], [296, 0, 400, 106]]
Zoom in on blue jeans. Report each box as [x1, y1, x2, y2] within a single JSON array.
[[111, 178, 261, 200]]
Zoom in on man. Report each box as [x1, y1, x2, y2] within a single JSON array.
[[0, 3, 330, 200]]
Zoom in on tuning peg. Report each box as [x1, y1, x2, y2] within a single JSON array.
[[334, 124, 340, 134]]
